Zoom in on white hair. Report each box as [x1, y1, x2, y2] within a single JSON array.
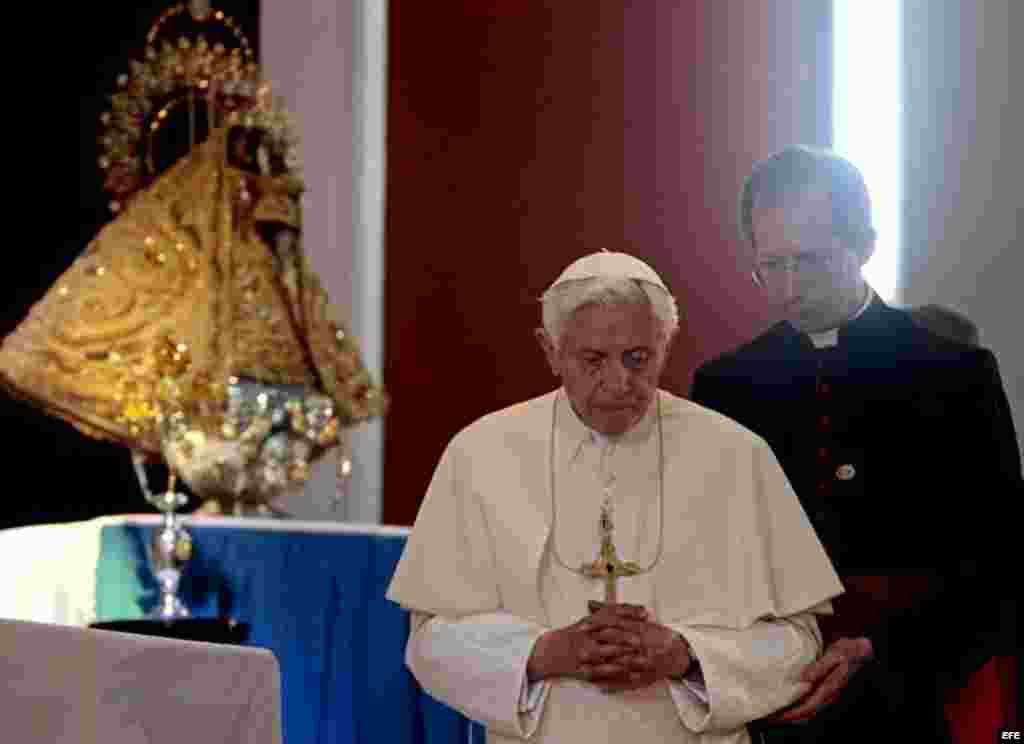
[[540, 277, 679, 349]]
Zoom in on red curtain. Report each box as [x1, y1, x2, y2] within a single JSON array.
[[946, 656, 1018, 742], [383, 0, 831, 526]]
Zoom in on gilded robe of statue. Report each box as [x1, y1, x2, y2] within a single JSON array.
[[0, 125, 383, 504]]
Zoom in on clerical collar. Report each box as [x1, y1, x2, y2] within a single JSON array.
[[807, 285, 875, 349]]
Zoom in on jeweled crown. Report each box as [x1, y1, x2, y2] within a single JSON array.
[[98, 1, 301, 213]]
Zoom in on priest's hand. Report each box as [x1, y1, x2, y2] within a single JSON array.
[[583, 602, 694, 692], [764, 636, 873, 723], [526, 605, 646, 684]]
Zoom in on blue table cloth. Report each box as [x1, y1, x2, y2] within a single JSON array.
[[95, 520, 485, 744]]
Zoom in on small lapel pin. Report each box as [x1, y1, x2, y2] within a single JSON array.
[[835, 463, 856, 481]]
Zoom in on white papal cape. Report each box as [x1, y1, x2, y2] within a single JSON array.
[[387, 390, 843, 743]]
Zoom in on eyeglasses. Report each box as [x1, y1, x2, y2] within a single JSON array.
[[752, 252, 838, 286]]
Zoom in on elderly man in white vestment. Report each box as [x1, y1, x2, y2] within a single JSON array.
[[387, 252, 843, 744]]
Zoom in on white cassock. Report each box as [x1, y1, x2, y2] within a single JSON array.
[[387, 389, 843, 744]]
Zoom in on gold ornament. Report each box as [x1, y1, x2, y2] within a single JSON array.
[[0, 4, 385, 513], [97, 3, 297, 213]]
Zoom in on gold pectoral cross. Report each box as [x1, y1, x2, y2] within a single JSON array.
[[580, 502, 642, 603]]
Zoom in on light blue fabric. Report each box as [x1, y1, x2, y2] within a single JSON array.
[[96, 523, 485, 744]]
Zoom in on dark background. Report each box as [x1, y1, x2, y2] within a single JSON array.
[[1, 2, 260, 529]]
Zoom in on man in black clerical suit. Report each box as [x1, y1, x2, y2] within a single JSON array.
[[690, 146, 1021, 743]]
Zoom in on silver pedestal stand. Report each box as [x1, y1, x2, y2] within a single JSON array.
[[89, 453, 249, 645], [133, 451, 191, 619]]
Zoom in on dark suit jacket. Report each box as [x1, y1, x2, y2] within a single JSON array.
[[691, 297, 1022, 743]]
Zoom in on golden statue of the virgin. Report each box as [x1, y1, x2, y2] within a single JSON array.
[[0, 3, 384, 513]]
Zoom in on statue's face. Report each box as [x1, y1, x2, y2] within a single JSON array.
[[538, 302, 672, 436]]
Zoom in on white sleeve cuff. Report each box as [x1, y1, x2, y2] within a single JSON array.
[[667, 614, 822, 733], [406, 611, 550, 739]]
